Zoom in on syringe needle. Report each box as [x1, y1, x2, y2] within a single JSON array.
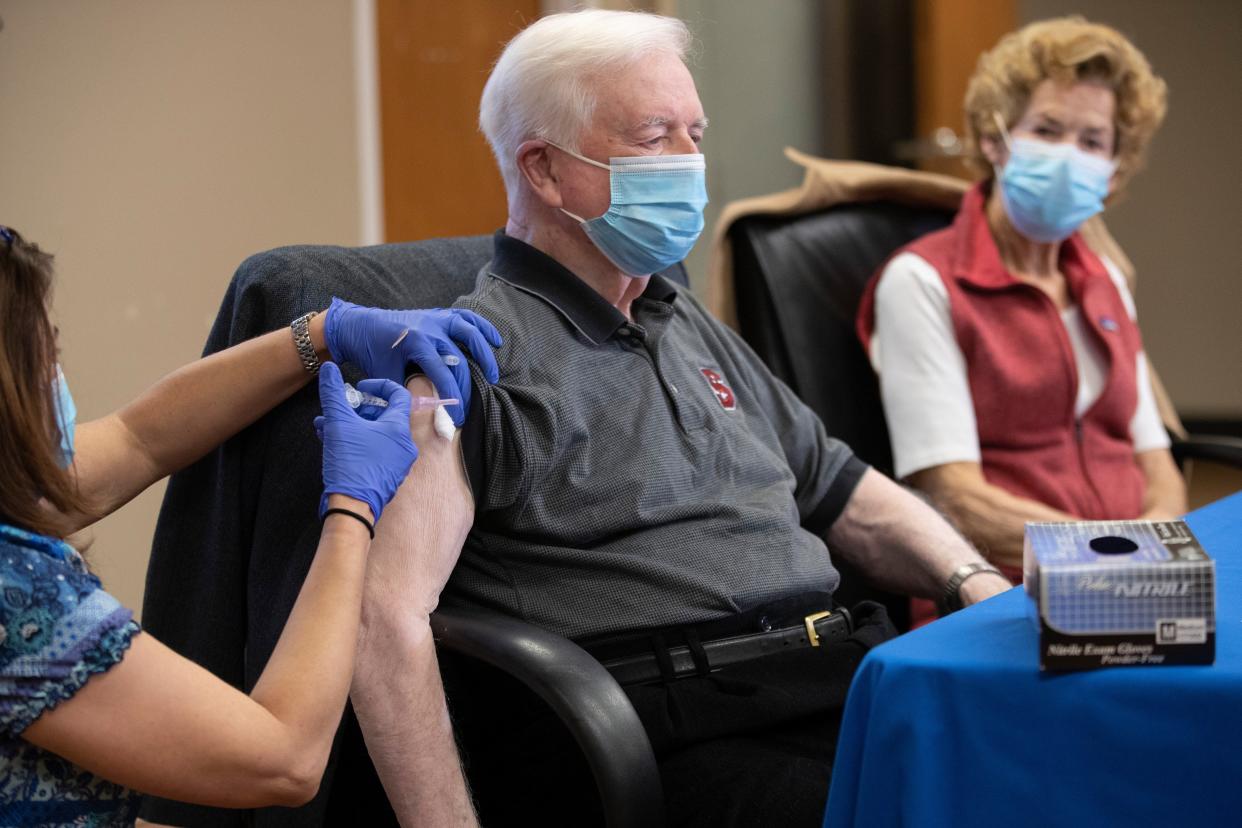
[[410, 396, 459, 412]]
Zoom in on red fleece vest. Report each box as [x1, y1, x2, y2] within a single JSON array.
[[858, 184, 1146, 521]]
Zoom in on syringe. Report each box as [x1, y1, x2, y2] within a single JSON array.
[[344, 382, 458, 413]]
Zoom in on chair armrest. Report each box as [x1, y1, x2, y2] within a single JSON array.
[[1171, 434, 1242, 471], [431, 605, 665, 828]]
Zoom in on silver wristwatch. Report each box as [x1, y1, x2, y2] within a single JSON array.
[[291, 310, 321, 375], [939, 561, 1001, 614]]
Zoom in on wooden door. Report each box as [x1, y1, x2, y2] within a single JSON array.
[[376, 0, 540, 241], [912, 0, 1015, 178]]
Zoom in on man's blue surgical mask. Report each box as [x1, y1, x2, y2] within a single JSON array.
[[549, 142, 708, 276], [53, 365, 77, 467], [995, 132, 1115, 244]]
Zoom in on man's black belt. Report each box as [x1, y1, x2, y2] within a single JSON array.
[[597, 607, 854, 686]]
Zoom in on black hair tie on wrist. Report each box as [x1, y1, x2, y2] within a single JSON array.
[[322, 507, 375, 539]]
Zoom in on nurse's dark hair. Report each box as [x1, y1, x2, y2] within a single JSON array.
[[0, 227, 89, 537]]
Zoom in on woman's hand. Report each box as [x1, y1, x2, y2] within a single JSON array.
[[323, 299, 502, 426], [908, 461, 1078, 572], [316, 362, 418, 522]]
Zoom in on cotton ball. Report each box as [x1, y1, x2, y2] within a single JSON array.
[[434, 405, 456, 441]]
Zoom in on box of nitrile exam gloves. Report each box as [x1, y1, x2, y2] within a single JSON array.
[[1024, 520, 1215, 671]]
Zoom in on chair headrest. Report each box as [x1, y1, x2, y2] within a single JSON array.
[[229, 236, 494, 323], [229, 235, 688, 329]]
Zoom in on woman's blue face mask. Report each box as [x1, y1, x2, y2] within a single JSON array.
[[549, 142, 708, 277], [53, 365, 76, 468], [993, 115, 1116, 244]]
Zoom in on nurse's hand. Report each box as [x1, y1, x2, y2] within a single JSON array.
[[323, 298, 502, 426], [315, 362, 418, 522]]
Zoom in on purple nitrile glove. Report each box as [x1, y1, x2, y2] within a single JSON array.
[[323, 298, 502, 426], [315, 362, 418, 522]]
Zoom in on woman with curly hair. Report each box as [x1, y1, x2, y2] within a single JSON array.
[[857, 17, 1184, 619]]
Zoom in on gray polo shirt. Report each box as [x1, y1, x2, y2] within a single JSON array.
[[447, 232, 867, 640]]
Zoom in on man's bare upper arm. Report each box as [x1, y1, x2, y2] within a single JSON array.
[[362, 376, 475, 622]]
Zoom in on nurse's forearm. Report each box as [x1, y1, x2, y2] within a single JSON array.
[[119, 313, 328, 473], [71, 314, 327, 522]]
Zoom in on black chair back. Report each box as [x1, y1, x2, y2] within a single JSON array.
[[727, 201, 955, 627], [730, 202, 954, 472]]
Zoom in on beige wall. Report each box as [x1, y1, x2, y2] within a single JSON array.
[[1020, 0, 1242, 420], [677, 0, 826, 292], [0, 1, 363, 615]]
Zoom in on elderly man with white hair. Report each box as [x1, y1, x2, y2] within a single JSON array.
[[351, 9, 1011, 827]]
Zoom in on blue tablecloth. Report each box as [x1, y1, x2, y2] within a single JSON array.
[[825, 491, 1242, 828]]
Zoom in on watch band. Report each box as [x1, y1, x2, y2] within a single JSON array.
[[291, 311, 321, 375], [939, 561, 1001, 614]]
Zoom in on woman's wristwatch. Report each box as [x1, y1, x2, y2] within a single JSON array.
[[939, 561, 1003, 614], [291, 311, 321, 375]]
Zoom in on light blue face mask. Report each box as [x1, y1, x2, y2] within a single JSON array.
[[53, 365, 77, 468], [550, 143, 708, 276], [994, 119, 1115, 244]]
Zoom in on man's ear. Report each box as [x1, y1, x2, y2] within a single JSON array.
[[515, 140, 563, 209]]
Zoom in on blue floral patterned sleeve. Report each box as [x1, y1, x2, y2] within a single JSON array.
[[0, 523, 142, 826]]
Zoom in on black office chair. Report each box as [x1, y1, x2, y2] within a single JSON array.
[[1170, 436, 1242, 473], [141, 235, 667, 828], [729, 202, 955, 477]]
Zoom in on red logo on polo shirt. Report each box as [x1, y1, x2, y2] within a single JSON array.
[[700, 368, 736, 411]]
